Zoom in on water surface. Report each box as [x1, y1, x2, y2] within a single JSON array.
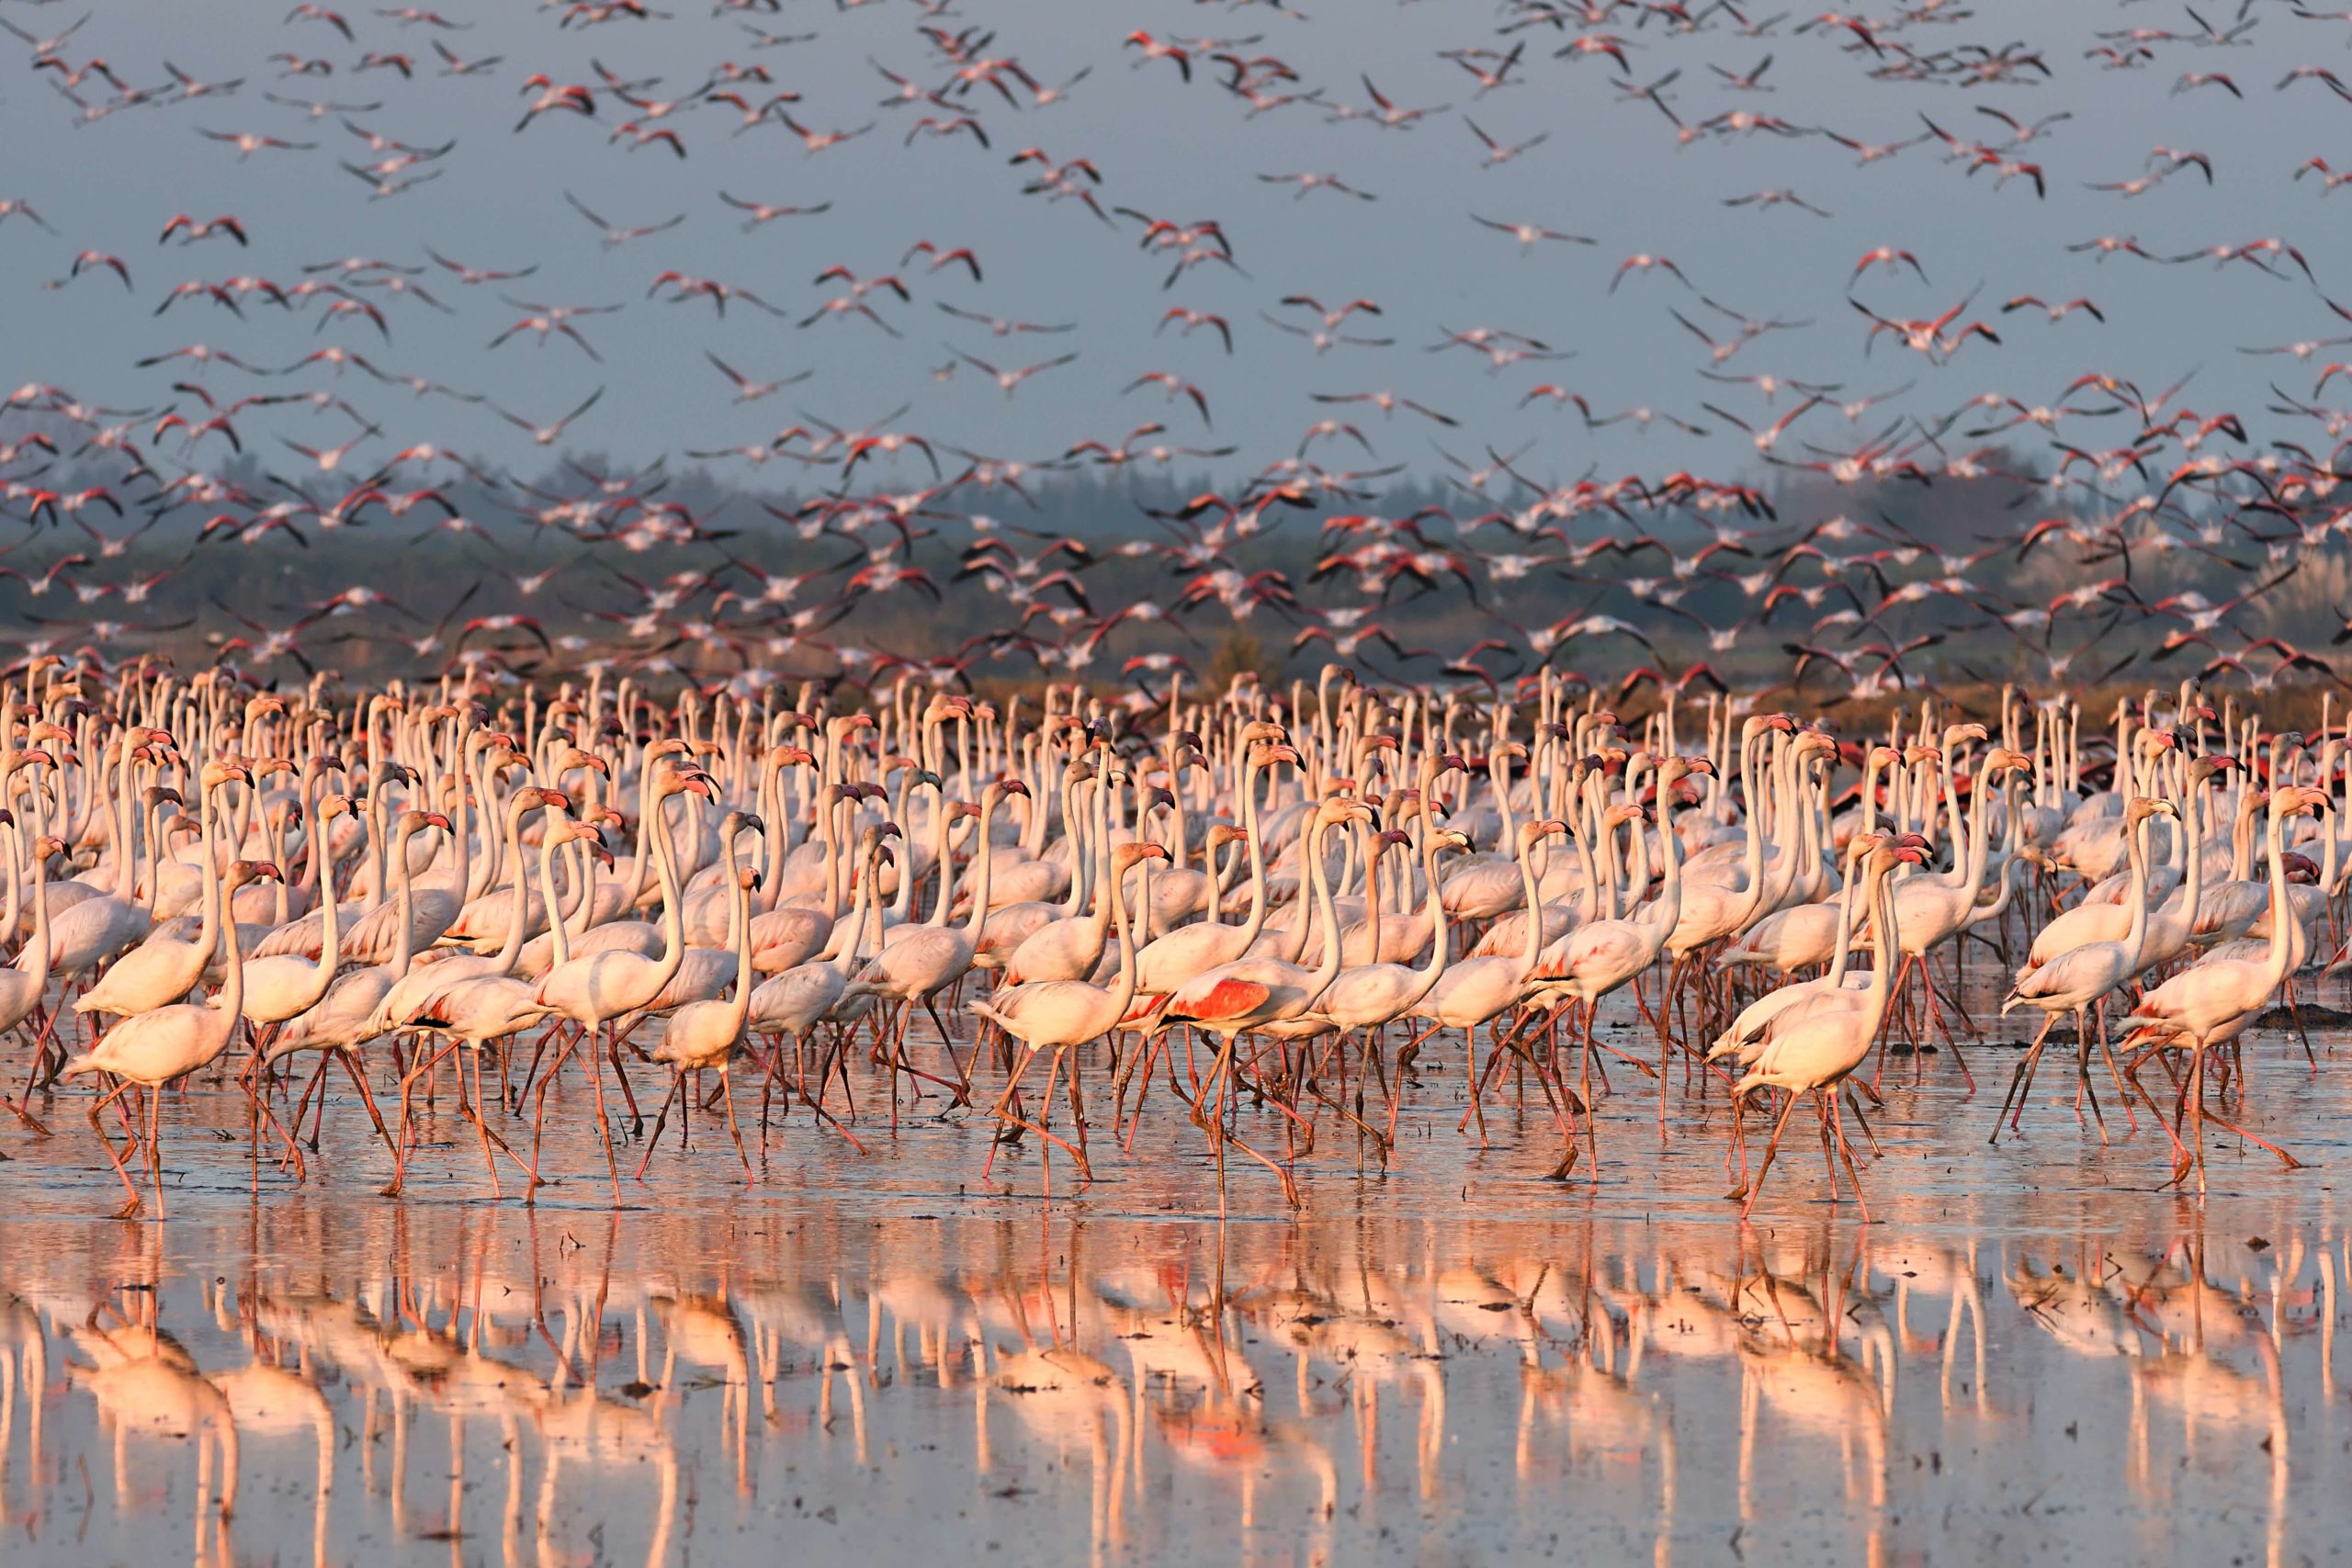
[[4, 1013, 2350, 1566]]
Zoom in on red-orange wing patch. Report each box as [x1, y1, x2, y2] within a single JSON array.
[[1187, 978, 1270, 1021]]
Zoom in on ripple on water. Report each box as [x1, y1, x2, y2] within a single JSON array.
[[2, 1017, 2350, 1564]]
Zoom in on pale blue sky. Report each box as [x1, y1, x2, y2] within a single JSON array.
[[2, 0, 2344, 494]]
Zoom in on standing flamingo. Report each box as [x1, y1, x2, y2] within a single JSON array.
[[974, 840, 1170, 1177], [640, 815, 763, 1181], [1996, 795, 2176, 1144], [1724, 839, 1928, 1219], [521, 761, 714, 1201], [62, 861, 280, 1218], [2116, 784, 2327, 1196]]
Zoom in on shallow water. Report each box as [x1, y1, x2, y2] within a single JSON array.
[[6, 998, 2352, 1566]]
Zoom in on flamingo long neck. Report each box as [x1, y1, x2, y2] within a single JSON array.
[[538, 828, 571, 969], [311, 822, 344, 984], [191, 783, 225, 959], [485, 799, 536, 973], [388, 825, 417, 975], [817, 787, 843, 918], [0, 800, 18, 941], [208, 876, 250, 1054], [1302, 816, 1345, 1002], [2257, 807, 2297, 992], [1758, 746, 1807, 908], [1569, 781, 1600, 913], [1734, 728, 1766, 883], [642, 794, 690, 993], [1356, 820, 1382, 957], [1411, 834, 1452, 992], [759, 759, 791, 912], [1976, 781, 2029, 925], [1825, 847, 1870, 986], [1728, 740, 1790, 928], [16, 829, 51, 981], [1231, 755, 1272, 947], [1102, 856, 1146, 1026], [1860, 862, 1899, 1023], [914, 792, 949, 926], [115, 740, 142, 901], [624, 756, 664, 902], [2120, 813, 2157, 965], [1598, 807, 1627, 923], [1510, 829, 1545, 982], [1953, 761, 1996, 898], [1640, 779, 1683, 938], [829, 843, 878, 976], [960, 794, 999, 938], [2230, 793, 2256, 882], [449, 750, 478, 897], [2170, 778, 2210, 929], [1090, 767, 1117, 920], [722, 845, 753, 1035]]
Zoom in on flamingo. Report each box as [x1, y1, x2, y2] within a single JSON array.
[[520, 762, 715, 1200], [1155, 796, 1378, 1201], [639, 814, 763, 1181], [974, 840, 1170, 1177], [0, 822, 66, 1128], [2116, 784, 2328, 1195], [1532, 754, 1712, 1141], [62, 861, 280, 1218], [1128, 739, 1295, 998], [390, 816, 616, 1197], [1996, 795, 2176, 1144], [842, 777, 1028, 1096], [1724, 839, 1928, 1220]]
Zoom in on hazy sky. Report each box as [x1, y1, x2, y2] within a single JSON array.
[[4, 0, 2347, 495]]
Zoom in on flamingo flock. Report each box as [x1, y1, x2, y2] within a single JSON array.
[[0, 664, 2338, 1220], [0, 3, 2348, 1220]]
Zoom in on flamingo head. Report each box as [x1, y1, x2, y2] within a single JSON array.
[[1114, 841, 1170, 869], [230, 860, 283, 887]]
